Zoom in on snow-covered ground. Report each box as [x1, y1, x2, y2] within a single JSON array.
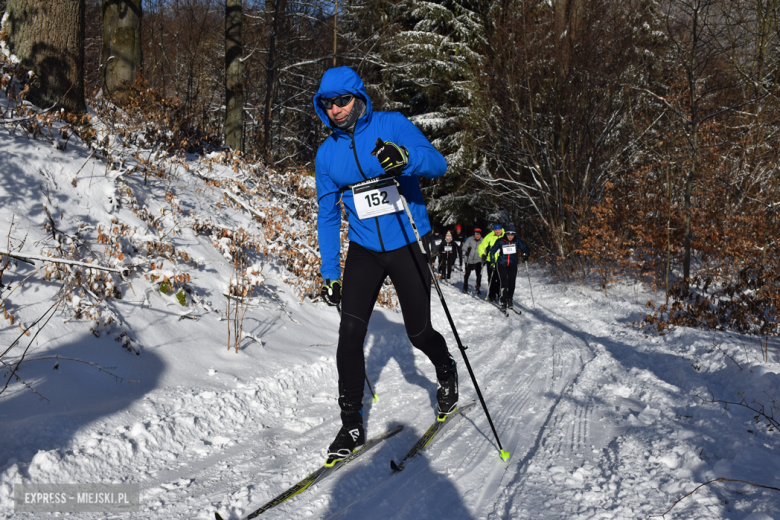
[[1, 103, 780, 520]]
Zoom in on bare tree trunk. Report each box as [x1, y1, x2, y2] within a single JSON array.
[[333, 0, 337, 67], [6, 0, 86, 113], [101, 0, 142, 99], [682, 131, 695, 286], [263, 0, 282, 157], [225, 0, 244, 152], [682, 0, 701, 289], [553, 0, 582, 78]]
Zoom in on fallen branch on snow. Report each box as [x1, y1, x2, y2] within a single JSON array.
[[14, 355, 139, 383], [648, 478, 780, 519], [223, 189, 267, 220], [697, 387, 780, 432], [0, 250, 128, 275]]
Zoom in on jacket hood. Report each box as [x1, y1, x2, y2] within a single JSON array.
[[313, 66, 373, 129]]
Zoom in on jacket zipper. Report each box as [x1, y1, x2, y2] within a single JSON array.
[[349, 132, 385, 252]]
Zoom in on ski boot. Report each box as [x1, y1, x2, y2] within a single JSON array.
[[435, 359, 458, 418], [327, 410, 365, 462]]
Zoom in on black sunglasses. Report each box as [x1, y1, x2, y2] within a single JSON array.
[[319, 94, 354, 109]]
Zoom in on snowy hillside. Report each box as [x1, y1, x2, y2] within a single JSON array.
[[1, 101, 780, 520]]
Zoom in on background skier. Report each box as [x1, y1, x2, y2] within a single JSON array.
[[488, 224, 530, 311], [461, 228, 484, 294], [452, 224, 465, 269], [438, 230, 458, 281], [429, 229, 444, 274], [478, 223, 504, 303]]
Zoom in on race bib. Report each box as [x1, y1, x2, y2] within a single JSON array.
[[502, 244, 517, 255], [444, 245, 453, 252], [352, 178, 404, 219]]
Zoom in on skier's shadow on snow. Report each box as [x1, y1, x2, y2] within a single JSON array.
[[323, 428, 475, 520], [0, 333, 163, 471], [361, 311, 438, 424]]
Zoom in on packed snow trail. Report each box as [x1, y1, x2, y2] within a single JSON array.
[[211, 275, 624, 520], [3, 265, 780, 519]]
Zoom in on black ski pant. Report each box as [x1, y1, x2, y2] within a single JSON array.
[[463, 262, 482, 291], [487, 263, 501, 300], [337, 238, 452, 423], [496, 263, 518, 305], [438, 252, 456, 280]]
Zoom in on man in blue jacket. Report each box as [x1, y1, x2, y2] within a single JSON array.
[[314, 66, 458, 461]]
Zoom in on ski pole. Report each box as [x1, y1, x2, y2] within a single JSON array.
[[524, 260, 535, 309], [396, 185, 508, 460], [485, 265, 494, 301], [371, 158, 507, 461], [337, 303, 379, 402]]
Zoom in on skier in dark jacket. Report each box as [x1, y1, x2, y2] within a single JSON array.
[[453, 224, 465, 268], [438, 230, 458, 281], [314, 66, 458, 461], [488, 224, 530, 311], [429, 230, 444, 272]]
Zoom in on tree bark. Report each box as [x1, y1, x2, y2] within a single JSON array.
[[263, 0, 282, 156], [6, 0, 86, 113], [225, 0, 244, 152], [682, 0, 701, 289], [101, 0, 143, 99]]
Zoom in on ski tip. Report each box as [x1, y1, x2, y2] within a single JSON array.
[[215, 512, 225, 520], [499, 450, 511, 462], [373, 393, 379, 403], [390, 459, 402, 472]]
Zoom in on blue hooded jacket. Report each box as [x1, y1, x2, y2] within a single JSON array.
[[314, 67, 448, 281]]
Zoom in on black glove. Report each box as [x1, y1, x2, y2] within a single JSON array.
[[321, 279, 341, 306], [371, 138, 408, 175], [522, 253, 529, 261]]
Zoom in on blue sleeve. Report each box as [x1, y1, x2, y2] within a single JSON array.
[[316, 152, 343, 281], [388, 113, 447, 179], [518, 239, 531, 257]]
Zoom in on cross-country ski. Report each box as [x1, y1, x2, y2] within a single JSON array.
[[214, 426, 402, 519], [390, 401, 477, 472]]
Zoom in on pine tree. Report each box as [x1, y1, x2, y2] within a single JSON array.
[[379, 0, 488, 224]]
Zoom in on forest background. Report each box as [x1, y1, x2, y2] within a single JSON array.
[[2, 0, 779, 338]]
